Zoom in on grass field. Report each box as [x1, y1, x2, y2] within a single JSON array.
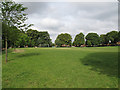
[[2, 47, 118, 88]]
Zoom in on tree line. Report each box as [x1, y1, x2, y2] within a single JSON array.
[[2, 28, 52, 48], [2, 28, 120, 48], [55, 31, 120, 47]]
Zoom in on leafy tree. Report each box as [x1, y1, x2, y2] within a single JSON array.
[[26, 29, 39, 46], [73, 33, 85, 47], [86, 33, 100, 46], [55, 33, 72, 47], [106, 31, 118, 44], [8, 26, 21, 48], [16, 33, 33, 47], [37, 31, 52, 47], [100, 34, 109, 45], [2, 1, 32, 62], [86, 40, 92, 47], [118, 31, 120, 41]]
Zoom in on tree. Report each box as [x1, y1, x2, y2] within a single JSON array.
[[8, 26, 21, 49], [55, 33, 72, 47], [16, 32, 32, 47], [100, 34, 109, 46], [2, 1, 32, 62], [26, 29, 39, 46], [86, 33, 100, 46], [73, 33, 85, 47], [106, 31, 118, 45], [86, 40, 92, 47], [118, 31, 120, 41], [37, 31, 52, 47], [2, 23, 9, 49]]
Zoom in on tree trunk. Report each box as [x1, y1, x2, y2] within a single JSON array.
[[14, 42, 16, 51], [5, 38, 7, 63]]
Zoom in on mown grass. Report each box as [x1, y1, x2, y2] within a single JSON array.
[[2, 47, 118, 88]]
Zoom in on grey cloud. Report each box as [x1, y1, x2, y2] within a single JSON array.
[[20, 2, 49, 14]]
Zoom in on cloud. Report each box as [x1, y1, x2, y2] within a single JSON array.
[[21, 2, 118, 42], [39, 18, 63, 29]]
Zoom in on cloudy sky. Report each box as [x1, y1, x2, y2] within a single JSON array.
[[17, 1, 118, 42]]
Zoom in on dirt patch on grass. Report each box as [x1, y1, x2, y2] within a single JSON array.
[[13, 49, 24, 53]]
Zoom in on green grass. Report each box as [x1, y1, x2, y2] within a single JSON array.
[[2, 47, 118, 88]]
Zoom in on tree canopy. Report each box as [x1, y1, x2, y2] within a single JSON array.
[[26, 29, 39, 46], [118, 31, 120, 41], [100, 34, 108, 45], [37, 31, 52, 47], [73, 33, 85, 46], [86, 33, 100, 46], [55, 33, 72, 47], [2, 1, 32, 30], [106, 31, 118, 44]]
